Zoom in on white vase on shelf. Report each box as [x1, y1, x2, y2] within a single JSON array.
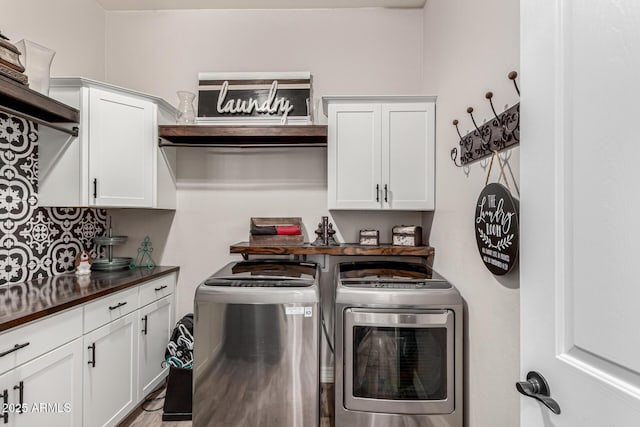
[[176, 91, 196, 124], [15, 39, 55, 95]]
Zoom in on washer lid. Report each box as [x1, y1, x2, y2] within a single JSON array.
[[339, 261, 450, 289], [204, 260, 318, 287]]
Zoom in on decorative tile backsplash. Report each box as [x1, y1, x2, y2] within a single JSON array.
[[0, 113, 107, 286]]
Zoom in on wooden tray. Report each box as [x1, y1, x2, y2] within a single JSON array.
[[249, 217, 304, 246]]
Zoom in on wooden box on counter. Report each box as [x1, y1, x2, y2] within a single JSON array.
[[249, 217, 304, 246]]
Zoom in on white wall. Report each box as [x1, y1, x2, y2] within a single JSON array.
[[104, 8, 424, 105], [422, 0, 520, 426], [3, 0, 106, 80], [104, 8, 426, 318]]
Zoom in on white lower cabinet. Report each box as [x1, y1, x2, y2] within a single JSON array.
[[138, 296, 173, 398], [83, 312, 139, 427], [82, 274, 176, 427], [0, 338, 83, 427], [0, 272, 176, 427]]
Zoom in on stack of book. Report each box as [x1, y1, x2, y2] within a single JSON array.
[[0, 34, 28, 85]]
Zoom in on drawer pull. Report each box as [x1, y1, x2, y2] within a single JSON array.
[[108, 302, 127, 311], [154, 285, 168, 292], [1, 389, 8, 424], [12, 382, 23, 414], [142, 315, 148, 335], [88, 343, 96, 367], [0, 342, 30, 358]]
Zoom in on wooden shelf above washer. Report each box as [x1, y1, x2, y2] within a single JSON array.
[[230, 242, 434, 259], [158, 124, 327, 147]]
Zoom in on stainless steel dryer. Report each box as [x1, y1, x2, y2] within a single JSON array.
[[193, 260, 320, 427], [335, 260, 463, 427]]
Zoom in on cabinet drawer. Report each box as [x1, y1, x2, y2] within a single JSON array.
[[84, 287, 138, 333], [139, 275, 175, 308], [0, 307, 82, 375]]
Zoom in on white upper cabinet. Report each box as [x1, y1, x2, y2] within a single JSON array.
[[39, 78, 177, 209], [324, 96, 435, 211]]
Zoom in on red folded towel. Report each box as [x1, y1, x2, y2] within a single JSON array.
[[251, 222, 301, 236], [275, 225, 301, 235]]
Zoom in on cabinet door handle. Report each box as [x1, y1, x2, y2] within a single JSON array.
[[93, 178, 97, 199], [12, 382, 23, 414], [154, 285, 168, 292], [142, 315, 148, 335], [108, 301, 127, 311], [88, 343, 96, 367], [0, 342, 30, 358], [376, 184, 380, 202], [1, 389, 8, 424], [384, 184, 388, 203]]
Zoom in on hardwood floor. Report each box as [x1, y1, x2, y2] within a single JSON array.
[[118, 385, 192, 427], [119, 383, 334, 427]]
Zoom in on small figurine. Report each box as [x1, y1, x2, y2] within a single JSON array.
[[75, 251, 92, 276]]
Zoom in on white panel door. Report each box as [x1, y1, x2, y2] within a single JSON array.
[[138, 296, 173, 398], [521, 0, 640, 425], [89, 87, 155, 207], [328, 103, 382, 209], [83, 312, 138, 427], [11, 339, 83, 427], [382, 102, 434, 210]]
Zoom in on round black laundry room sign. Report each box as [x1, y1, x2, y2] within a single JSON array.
[[475, 183, 519, 275]]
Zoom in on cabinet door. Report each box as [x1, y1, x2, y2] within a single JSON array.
[[83, 312, 138, 427], [382, 102, 435, 210], [328, 103, 382, 209], [10, 339, 83, 427], [89, 87, 155, 207], [138, 295, 173, 398]]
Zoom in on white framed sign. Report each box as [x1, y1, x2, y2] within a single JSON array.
[[197, 71, 312, 124]]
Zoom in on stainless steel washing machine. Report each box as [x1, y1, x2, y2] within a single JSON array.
[[193, 260, 320, 427], [335, 261, 463, 427]]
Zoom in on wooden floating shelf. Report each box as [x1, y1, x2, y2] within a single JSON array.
[[230, 242, 434, 258], [158, 124, 327, 146], [0, 74, 79, 123]]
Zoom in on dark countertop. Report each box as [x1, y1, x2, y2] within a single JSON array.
[[0, 266, 179, 333]]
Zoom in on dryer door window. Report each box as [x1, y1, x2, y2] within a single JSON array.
[[343, 309, 455, 415]]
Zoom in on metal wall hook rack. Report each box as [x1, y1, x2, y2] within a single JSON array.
[[451, 71, 520, 167]]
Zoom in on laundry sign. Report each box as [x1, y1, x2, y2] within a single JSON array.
[[197, 71, 312, 124], [474, 182, 519, 275]]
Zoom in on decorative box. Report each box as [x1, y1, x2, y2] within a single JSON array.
[[359, 229, 380, 246], [392, 225, 423, 246]]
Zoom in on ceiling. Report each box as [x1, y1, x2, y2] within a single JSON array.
[[96, 0, 426, 10]]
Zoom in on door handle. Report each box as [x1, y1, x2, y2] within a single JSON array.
[[376, 184, 380, 202], [142, 315, 148, 335], [384, 184, 388, 203], [1, 389, 8, 424], [108, 301, 127, 311], [0, 342, 30, 358], [516, 371, 561, 415], [88, 343, 96, 367], [93, 178, 97, 199], [12, 381, 23, 414]]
